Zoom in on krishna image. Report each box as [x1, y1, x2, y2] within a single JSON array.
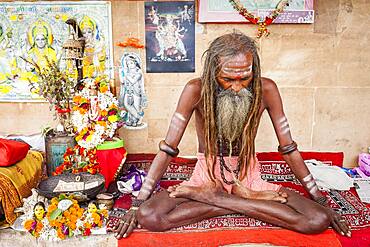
[[79, 15, 106, 78]]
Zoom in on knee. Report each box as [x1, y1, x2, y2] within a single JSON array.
[[296, 210, 331, 234], [136, 203, 168, 232]]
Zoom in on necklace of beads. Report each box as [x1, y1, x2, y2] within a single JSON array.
[[219, 138, 241, 185]]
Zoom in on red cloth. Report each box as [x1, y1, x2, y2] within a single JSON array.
[[257, 151, 344, 166], [338, 228, 370, 247], [119, 229, 342, 247], [96, 147, 126, 188], [0, 138, 30, 167], [116, 152, 364, 247]]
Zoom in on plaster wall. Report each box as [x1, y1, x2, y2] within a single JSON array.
[[0, 0, 369, 167]]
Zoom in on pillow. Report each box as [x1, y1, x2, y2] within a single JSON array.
[[0, 138, 30, 167]]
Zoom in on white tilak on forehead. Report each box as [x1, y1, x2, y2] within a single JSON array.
[[222, 64, 253, 74], [278, 116, 290, 135], [168, 112, 187, 132]]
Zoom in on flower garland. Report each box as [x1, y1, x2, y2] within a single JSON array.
[[23, 194, 108, 240], [78, 202, 108, 236], [71, 76, 120, 149], [116, 37, 145, 49], [228, 0, 289, 38], [24, 218, 44, 238], [47, 195, 84, 240], [52, 145, 101, 175]]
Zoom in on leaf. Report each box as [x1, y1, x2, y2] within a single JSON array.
[[49, 208, 62, 220]]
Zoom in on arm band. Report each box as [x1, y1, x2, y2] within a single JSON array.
[[159, 140, 179, 157], [278, 141, 298, 155]]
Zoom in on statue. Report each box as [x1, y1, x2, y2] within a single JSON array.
[[119, 52, 147, 129]]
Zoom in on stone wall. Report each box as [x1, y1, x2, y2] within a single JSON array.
[[0, 0, 369, 167]]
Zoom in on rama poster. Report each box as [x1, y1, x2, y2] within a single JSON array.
[[0, 1, 112, 101], [145, 1, 195, 73]]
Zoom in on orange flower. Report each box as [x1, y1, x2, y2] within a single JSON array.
[[92, 213, 101, 225], [70, 214, 78, 223], [24, 219, 35, 231], [35, 222, 43, 232], [63, 211, 71, 218], [73, 95, 81, 104], [70, 222, 77, 230], [99, 85, 108, 93]]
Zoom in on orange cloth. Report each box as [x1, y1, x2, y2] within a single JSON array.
[[180, 153, 280, 194], [0, 151, 43, 224]]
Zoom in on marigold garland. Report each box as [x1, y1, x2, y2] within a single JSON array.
[[23, 194, 109, 240], [71, 76, 121, 149], [52, 145, 101, 175], [228, 0, 289, 38], [46, 194, 84, 240]]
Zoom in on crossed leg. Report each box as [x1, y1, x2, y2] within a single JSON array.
[[137, 182, 331, 234]]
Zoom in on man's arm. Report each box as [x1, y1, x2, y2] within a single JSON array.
[[114, 79, 201, 239], [262, 78, 323, 200], [137, 79, 201, 201], [262, 78, 350, 236]]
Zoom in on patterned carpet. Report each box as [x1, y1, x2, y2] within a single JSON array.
[[113, 152, 370, 247]]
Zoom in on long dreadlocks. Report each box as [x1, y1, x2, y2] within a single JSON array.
[[200, 31, 262, 182]]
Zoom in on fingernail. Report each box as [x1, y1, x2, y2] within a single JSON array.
[[123, 234, 127, 238], [347, 232, 351, 237], [114, 233, 118, 237], [341, 231, 344, 236]]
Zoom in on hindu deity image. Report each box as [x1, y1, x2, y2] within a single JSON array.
[[154, 14, 187, 61], [79, 15, 106, 78], [119, 52, 147, 129], [0, 22, 20, 94], [26, 19, 57, 70], [145, 2, 194, 65]]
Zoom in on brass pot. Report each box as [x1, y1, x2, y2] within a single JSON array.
[[96, 193, 114, 210]]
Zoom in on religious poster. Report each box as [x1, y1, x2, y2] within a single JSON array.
[[199, 0, 314, 23], [145, 1, 195, 73], [0, 1, 113, 102], [118, 52, 148, 130]]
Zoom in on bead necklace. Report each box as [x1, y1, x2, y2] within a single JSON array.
[[219, 138, 241, 185]]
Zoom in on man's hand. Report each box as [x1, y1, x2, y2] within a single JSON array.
[[113, 208, 138, 239], [326, 207, 351, 237]]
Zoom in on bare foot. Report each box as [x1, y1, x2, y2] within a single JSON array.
[[232, 184, 288, 203], [168, 180, 225, 203], [167, 184, 180, 193]]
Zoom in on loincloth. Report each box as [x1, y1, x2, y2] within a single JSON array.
[[180, 153, 281, 194]]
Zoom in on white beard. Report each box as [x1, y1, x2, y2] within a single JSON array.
[[216, 88, 253, 143]]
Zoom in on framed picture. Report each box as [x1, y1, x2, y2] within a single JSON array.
[[0, 1, 113, 102], [145, 1, 195, 73], [198, 0, 314, 24]]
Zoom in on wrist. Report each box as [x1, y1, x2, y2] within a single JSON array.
[[131, 198, 145, 208], [314, 196, 328, 206]]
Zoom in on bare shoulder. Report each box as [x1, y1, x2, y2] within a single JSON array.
[[261, 77, 281, 110], [185, 78, 202, 93], [261, 77, 279, 94], [182, 78, 202, 100]]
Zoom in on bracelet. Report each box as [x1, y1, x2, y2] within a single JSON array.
[[278, 141, 298, 155], [131, 198, 145, 207], [315, 196, 328, 206], [159, 140, 179, 157]]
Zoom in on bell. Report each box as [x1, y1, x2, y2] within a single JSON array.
[[62, 30, 83, 61]]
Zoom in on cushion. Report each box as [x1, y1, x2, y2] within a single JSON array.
[[0, 138, 30, 167]]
